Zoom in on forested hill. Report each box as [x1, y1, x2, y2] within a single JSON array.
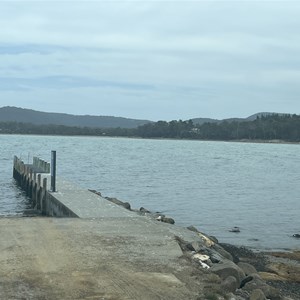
[[0, 112, 299, 142], [0, 106, 151, 129], [136, 114, 300, 142]]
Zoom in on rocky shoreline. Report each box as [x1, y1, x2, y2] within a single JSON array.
[[219, 243, 300, 300], [90, 190, 300, 300]]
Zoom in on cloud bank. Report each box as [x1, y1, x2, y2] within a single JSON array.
[[0, 1, 299, 120]]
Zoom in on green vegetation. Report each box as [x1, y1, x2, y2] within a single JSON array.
[[137, 114, 300, 142], [0, 122, 134, 137], [1, 114, 299, 142]]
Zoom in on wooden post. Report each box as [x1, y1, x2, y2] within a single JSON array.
[[36, 174, 41, 210], [41, 178, 47, 215], [51, 151, 56, 192]]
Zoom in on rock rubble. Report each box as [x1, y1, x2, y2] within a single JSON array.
[[90, 190, 300, 300]]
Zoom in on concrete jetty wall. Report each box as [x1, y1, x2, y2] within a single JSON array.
[[13, 156, 78, 217]]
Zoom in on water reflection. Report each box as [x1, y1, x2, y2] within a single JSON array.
[[0, 180, 31, 216]]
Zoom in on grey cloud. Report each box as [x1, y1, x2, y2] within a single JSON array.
[[0, 1, 299, 119], [0, 76, 155, 92], [0, 43, 70, 55]]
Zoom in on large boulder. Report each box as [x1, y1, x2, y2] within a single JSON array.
[[238, 262, 258, 276], [250, 289, 267, 300], [189, 242, 233, 264], [212, 244, 234, 261], [265, 261, 300, 282], [235, 289, 250, 299], [221, 275, 239, 293], [208, 249, 225, 264], [210, 260, 245, 285], [191, 241, 206, 252], [242, 274, 282, 300], [258, 272, 287, 281]]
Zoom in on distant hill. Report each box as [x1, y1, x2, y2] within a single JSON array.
[[0, 107, 292, 129], [191, 112, 290, 125], [189, 117, 219, 125], [0, 106, 152, 129], [245, 112, 291, 121]]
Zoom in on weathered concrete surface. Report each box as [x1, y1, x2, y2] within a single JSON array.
[[0, 217, 213, 300], [41, 175, 142, 218]]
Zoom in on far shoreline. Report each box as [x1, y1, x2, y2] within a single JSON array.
[[1, 133, 300, 145]]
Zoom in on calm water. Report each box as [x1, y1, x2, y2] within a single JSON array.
[[1, 134, 299, 250]]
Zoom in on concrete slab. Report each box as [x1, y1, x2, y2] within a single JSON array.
[[8, 164, 218, 299], [41, 175, 139, 218], [0, 217, 211, 300]]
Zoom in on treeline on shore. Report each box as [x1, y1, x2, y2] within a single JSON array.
[[0, 114, 299, 142]]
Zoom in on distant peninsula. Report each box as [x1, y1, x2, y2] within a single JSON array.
[[0, 106, 299, 142], [0, 106, 151, 129]]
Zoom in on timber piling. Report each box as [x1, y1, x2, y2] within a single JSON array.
[[13, 155, 134, 218], [13, 155, 77, 217]]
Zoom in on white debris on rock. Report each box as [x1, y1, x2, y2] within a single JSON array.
[[197, 232, 215, 247], [192, 253, 211, 269]]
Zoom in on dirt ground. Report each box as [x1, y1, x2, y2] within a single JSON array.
[[0, 217, 216, 300]]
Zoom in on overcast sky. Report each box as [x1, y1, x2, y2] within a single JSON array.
[[0, 1, 300, 121]]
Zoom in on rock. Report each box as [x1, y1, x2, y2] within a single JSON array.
[[139, 207, 151, 214], [197, 260, 210, 269], [105, 197, 131, 210], [238, 262, 258, 276], [156, 215, 174, 224], [193, 253, 210, 262], [210, 260, 245, 285], [267, 250, 300, 262], [122, 202, 131, 210], [186, 226, 219, 245], [235, 289, 250, 299], [174, 236, 197, 252], [266, 261, 300, 282], [224, 292, 237, 300], [158, 216, 175, 224], [153, 213, 165, 219], [88, 189, 102, 196], [219, 243, 265, 268], [221, 275, 239, 293], [250, 289, 267, 300], [191, 241, 206, 252], [240, 274, 257, 288], [209, 235, 219, 244], [225, 292, 246, 300], [261, 285, 282, 300], [194, 245, 228, 264], [187, 225, 199, 233], [212, 244, 234, 261], [197, 232, 215, 247], [242, 274, 282, 300], [229, 226, 241, 233], [258, 272, 287, 281], [185, 242, 196, 252], [206, 247, 228, 264], [209, 252, 222, 264]]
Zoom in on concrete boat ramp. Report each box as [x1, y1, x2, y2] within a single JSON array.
[[3, 156, 295, 300], [0, 156, 216, 299], [0, 215, 209, 300], [47, 177, 137, 218]]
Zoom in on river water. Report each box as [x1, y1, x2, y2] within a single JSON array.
[[1, 134, 299, 251]]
